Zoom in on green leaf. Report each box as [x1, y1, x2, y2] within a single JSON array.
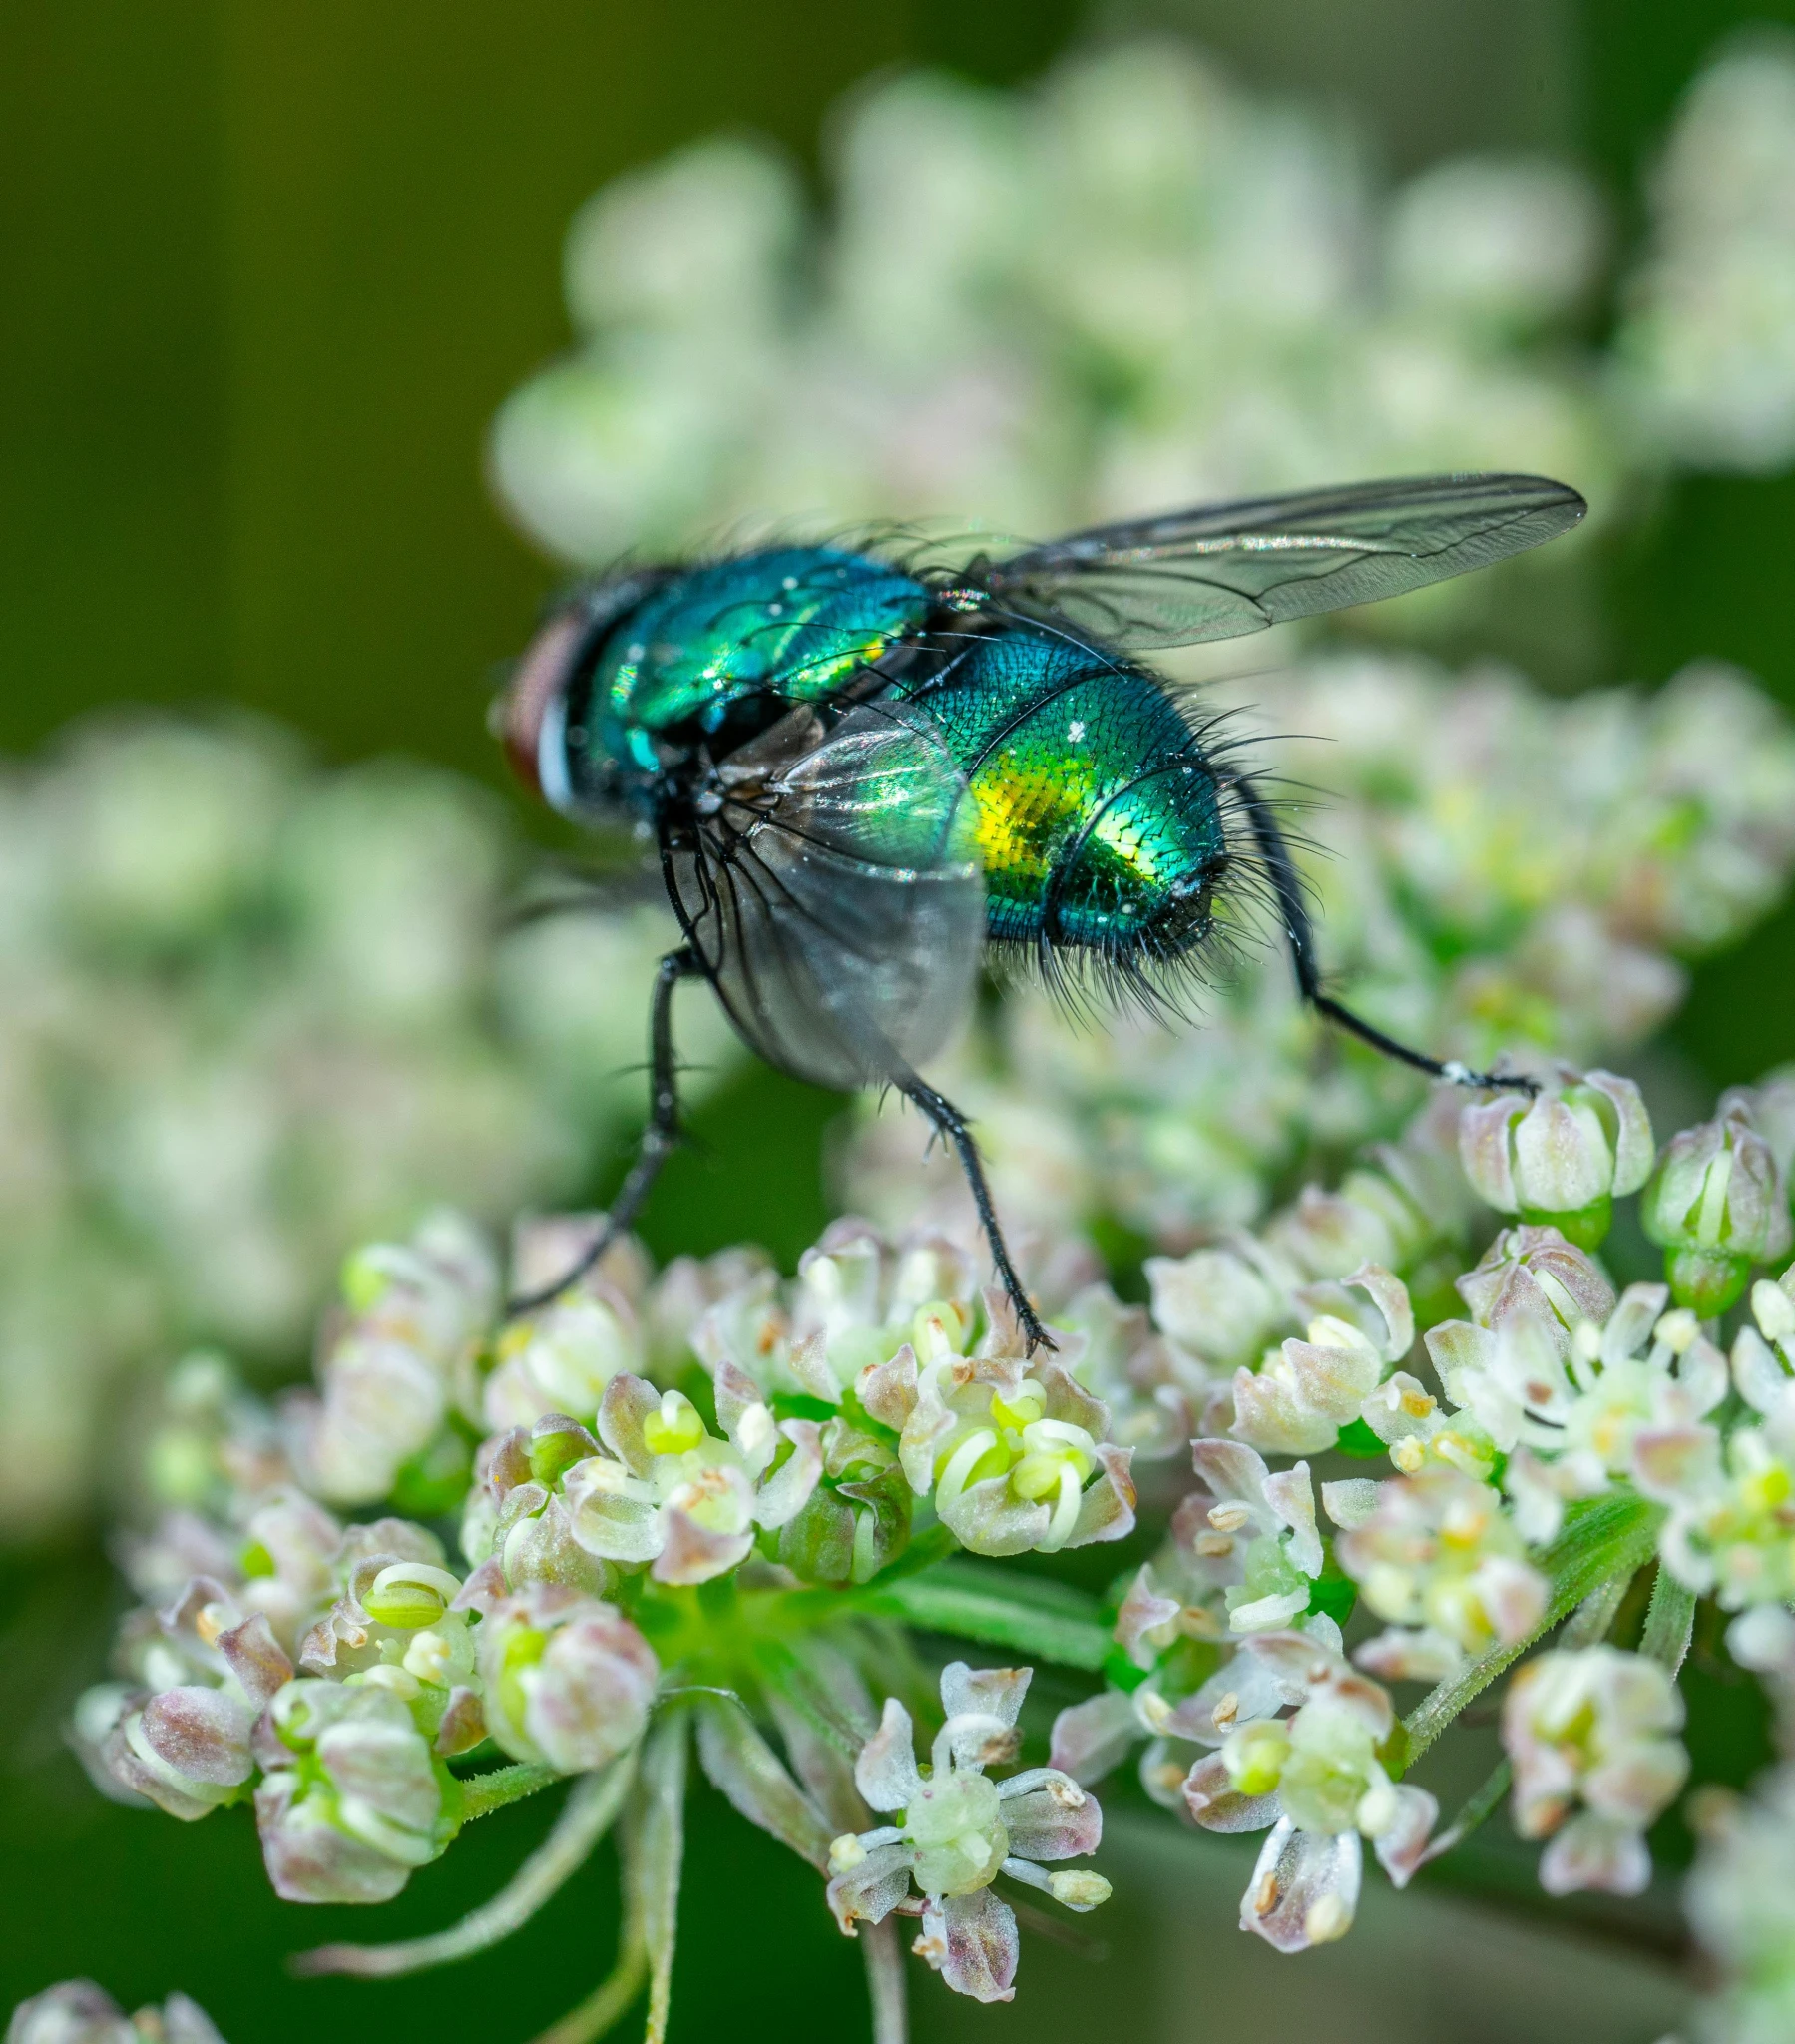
[[1639, 1564, 1697, 1676], [855, 1559, 1112, 1671]]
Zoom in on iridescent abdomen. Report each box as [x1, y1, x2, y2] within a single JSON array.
[[901, 628, 1227, 962], [593, 547, 932, 774]]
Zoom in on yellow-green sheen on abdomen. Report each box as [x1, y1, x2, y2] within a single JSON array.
[[899, 630, 1226, 952]]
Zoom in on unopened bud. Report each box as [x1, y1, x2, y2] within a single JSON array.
[[1047, 1870, 1112, 1910], [476, 1585, 658, 1774], [1644, 1111, 1792, 1316], [1460, 1072, 1651, 1252]]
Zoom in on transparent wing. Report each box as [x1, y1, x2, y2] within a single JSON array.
[[970, 472, 1586, 651], [670, 698, 984, 1093]]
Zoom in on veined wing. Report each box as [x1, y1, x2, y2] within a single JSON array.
[[669, 697, 984, 1093], [967, 472, 1586, 652]]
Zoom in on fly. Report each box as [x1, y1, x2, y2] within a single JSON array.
[[495, 472, 1585, 1351]]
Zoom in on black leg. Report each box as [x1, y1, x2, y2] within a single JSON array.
[[1231, 772, 1536, 1095], [505, 945, 702, 1319], [896, 1074, 1057, 1356]]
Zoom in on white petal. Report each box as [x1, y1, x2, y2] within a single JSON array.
[[854, 1699, 923, 1813], [1239, 1819, 1362, 1952]]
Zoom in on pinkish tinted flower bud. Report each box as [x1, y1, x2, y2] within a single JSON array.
[[253, 1679, 458, 1903], [1643, 1106, 1794, 1317], [1460, 1071, 1652, 1250], [1456, 1225, 1615, 1347], [475, 1585, 658, 1774]]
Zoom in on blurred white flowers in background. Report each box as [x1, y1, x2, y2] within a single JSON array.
[[1616, 31, 1795, 473], [0, 716, 736, 1534], [490, 40, 1617, 566]]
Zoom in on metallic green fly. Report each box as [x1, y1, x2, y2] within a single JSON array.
[[497, 472, 1585, 1349]]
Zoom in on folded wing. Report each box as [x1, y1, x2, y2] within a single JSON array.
[[970, 472, 1586, 652], [669, 698, 984, 1093]]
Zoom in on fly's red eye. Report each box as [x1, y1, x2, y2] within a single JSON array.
[[494, 608, 585, 804]]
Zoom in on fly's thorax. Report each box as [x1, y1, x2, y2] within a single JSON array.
[[896, 625, 1232, 974], [495, 546, 934, 826], [588, 547, 932, 770]]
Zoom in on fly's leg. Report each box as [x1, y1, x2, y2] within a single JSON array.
[[896, 1075, 1057, 1355], [505, 945, 702, 1319], [1232, 772, 1537, 1095]]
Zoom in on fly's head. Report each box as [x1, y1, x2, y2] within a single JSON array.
[[493, 570, 672, 823]]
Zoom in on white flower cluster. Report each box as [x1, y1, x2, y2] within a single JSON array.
[[1045, 1064, 1795, 1943], [0, 715, 737, 1535], [73, 1202, 1131, 2012], [52, 1050, 1795, 2018], [6, 1981, 224, 2044]]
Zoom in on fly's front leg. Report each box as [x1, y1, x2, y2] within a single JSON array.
[[1231, 771, 1536, 1096], [505, 945, 702, 1318], [895, 1075, 1057, 1355]]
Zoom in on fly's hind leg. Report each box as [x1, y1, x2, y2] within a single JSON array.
[[505, 944, 703, 1319], [1231, 771, 1536, 1095], [895, 1074, 1057, 1355]]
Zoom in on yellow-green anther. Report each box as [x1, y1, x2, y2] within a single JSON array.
[[364, 1562, 461, 1631], [990, 1384, 1047, 1432], [1048, 1870, 1112, 1908], [643, 1390, 706, 1457], [528, 1429, 591, 1488], [339, 1247, 391, 1314], [1009, 1452, 1066, 1501], [912, 1300, 967, 1363], [1222, 1720, 1291, 1798]]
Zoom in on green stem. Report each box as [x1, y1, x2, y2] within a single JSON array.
[[862, 1917, 908, 2044], [1639, 1566, 1698, 1677], [1403, 1495, 1663, 1765], [457, 1761, 561, 1823], [1433, 1757, 1512, 1858], [855, 1564, 1112, 1671], [530, 1939, 648, 2044]]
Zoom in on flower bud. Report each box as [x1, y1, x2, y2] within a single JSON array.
[[481, 1284, 644, 1433], [1460, 1071, 1652, 1250], [475, 1585, 658, 1774], [1456, 1225, 1615, 1347], [1642, 1107, 1793, 1317], [776, 1424, 910, 1586], [5, 1982, 226, 2043], [254, 1679, 459, 1903]]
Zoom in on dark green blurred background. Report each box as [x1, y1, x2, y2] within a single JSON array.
[[4, 3, 1794, 2036]]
